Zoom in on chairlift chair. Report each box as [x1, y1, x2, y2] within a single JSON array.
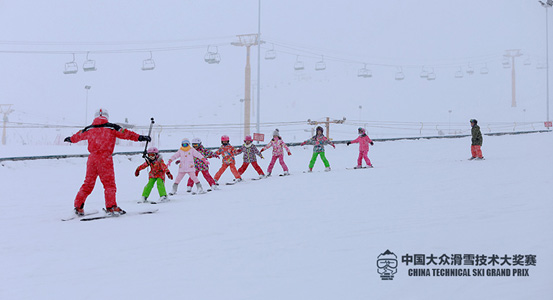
[[315, 56, 326, 71], [357, 64, 372, 78], [265, 44, 276, 60], [204, 46, 221, 64], [395, 67, 405, 80], [480, 65, 489, 75], [455, 68, 464, 78], [419, 67, 428, 78], [294, 56, 304, 71], [466, 65, 474, 75], [83, 52, 96, 72], [502, 58, 511, 69], [142, 52, 155, 71], [63, 54, 78, 74]]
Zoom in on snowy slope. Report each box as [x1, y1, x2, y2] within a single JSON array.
[[0, 132, 551, 300]]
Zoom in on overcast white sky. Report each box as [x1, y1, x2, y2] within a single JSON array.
[[0, 0, 550, 131]]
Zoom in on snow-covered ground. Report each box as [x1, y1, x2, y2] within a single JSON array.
[[0, 132, 551, 300]]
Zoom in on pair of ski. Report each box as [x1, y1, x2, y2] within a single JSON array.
[[248, 173, 289, 181], [61, 208, 158, 221]]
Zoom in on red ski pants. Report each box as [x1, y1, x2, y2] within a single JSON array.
[[74, 154, 117, 209], [471, 145, 483, 158], [214, 162, 241, 181], [187, 169, 216, 187], [267, 155, 288, 173], [238, 161, 264, 175], [357, 150, 372, 167]]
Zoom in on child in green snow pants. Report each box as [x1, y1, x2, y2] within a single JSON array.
[[309, 152, 330, 168], [142, 178, 167, 198]]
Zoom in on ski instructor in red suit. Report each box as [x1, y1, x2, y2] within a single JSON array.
[[64, 108, 151, 216]]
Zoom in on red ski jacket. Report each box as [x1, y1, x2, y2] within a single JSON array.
[[69, 116, 140, 155]]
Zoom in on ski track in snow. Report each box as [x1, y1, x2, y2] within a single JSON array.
[[0, 133, 552, 300]]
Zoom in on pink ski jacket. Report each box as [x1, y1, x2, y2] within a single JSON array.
[[168, 147, 205, 172], [350, 135, 373, 152], [261, 138, 290, 156]]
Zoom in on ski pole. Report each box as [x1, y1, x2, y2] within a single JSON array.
[[143, 117, 155, 159]]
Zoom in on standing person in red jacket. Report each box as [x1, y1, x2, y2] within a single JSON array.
[[64, 108, 151, 216], [346, 127, 374, 168]]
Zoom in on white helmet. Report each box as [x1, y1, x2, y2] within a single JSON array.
[[94, 108, 109, 120], [192, 138, 202, 144]]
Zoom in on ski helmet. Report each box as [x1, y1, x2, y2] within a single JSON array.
[[221, 135, 230, 142], [94, 108, 109, 120], [358, 127, 366, 134], [181, 138, 191, 147], [470, 119, 478, 125], [147, 147, 159, 154], [192, 137, 202, 144], [244, 135, 253, 142]]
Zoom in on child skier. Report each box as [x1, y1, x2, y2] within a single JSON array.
[[64, 108, 150, 216], [167, 138, 207, 194], [135, 147, 173, 202], [470, 119, 484, 160], [186, 138, 219, 191], [213, 135, 242, 184], [237, 135, 265, 179], [260, 129, 291, 176], [301, 126, 335, 172], [346, 127, 374, 168]]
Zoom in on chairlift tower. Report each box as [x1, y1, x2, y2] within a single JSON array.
[[504, 49, 522, 107], [540, 0, 552, 123], [0, 104, 14, 145], [232, 33, 260, 136], [307, 117, 346, 139]]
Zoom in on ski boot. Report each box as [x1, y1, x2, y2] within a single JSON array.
[[283, 171, 290, 176], [266, 172, 272, 177], [258, 174, 265, 179], [195, 182, 205, 194], [139, 196, 148, 203], [307, 168, 313, 173], [186, 186, 192, 193], [211, 184, 219, 190], [159, 195, 169, 202], [169, 183, 178, 195], [105, 206, 126, 216], [74, 207, 84, 216], [324, 167, 331, 172], [354, 165, 363, 169], [233, 178, 243, 183]]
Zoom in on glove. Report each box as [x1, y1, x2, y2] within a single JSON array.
[[260, 149, 264, 153], [134, 169, 140, 177], [175, 160, 180, 165], [287, 151, 292, 156], [346, 141, 351, 146], [260, 155, 264, 159], [370, 142, 374, 146], [138, 135, 151, 142], [167, 172, 173, 180], [64, 137, 72, 143], [332, 144, 336, 149], [300, 142, 305, 146]]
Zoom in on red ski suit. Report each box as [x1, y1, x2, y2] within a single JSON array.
[[69, 116, 140, 209]]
